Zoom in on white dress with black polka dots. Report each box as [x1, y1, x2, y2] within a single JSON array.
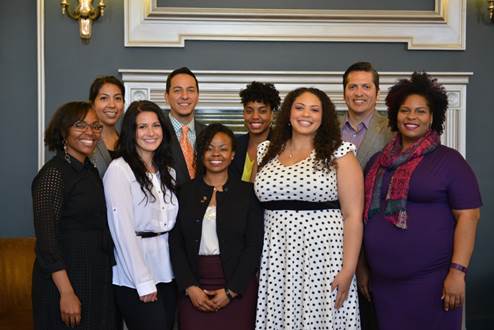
[[254, 141, 360, 330]]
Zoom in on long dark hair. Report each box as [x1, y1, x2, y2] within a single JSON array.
[[259, 87, 342, 172], [118, 100, 175, 203]]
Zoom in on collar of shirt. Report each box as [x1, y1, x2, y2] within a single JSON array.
[[343, 111, 374, 133], [168, 113, 196, 141], [341, 111, 375, 148], [57, 152, 95, 173]]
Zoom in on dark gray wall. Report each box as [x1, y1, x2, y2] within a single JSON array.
[[1, 0, 492, 328], [0, 0, 38, 235]]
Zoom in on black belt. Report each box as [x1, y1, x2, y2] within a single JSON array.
[[136, 231, 167, 238], [261, 200, 340, 211]]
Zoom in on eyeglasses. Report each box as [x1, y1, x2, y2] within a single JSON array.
[[72, 121, 104, 133]]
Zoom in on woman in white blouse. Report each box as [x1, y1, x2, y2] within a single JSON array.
[[103, 100, 178, 330]]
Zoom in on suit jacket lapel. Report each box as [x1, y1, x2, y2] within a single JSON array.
[[358, 112, 390, 168], [358, 115, 379, 166]]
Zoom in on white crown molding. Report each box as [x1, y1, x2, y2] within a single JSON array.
[[37, 0, 45, 169], [120, 69, 472, 156], [125, 0, 466, 49]]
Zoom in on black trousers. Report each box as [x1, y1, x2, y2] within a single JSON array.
[[114, 281, 177, 330]]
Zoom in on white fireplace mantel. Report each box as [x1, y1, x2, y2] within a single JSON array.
[[120, 69, 472, 156]]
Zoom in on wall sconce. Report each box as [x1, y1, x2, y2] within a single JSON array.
[[489, 0, 494, 22], [60, 0, 106, 40]]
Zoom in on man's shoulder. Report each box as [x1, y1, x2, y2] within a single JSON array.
[[195, 119, 206, 127], [371, 111, 388, 124], [337, 112, 346, 128], [369, 111, 391, 132], [162, 112, 173, 127]]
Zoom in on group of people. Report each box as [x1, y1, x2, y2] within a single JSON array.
[[31, 62, 482, 330]]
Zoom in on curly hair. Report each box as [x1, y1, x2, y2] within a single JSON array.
[[239, 81, 281, 111], [45, 101, 92, 152], [89, 75, 125, 104], [118, 100, 176, 204], [194, 123, 236, 176], [259, 87, 342, 172], [386, 72, 448, 135]]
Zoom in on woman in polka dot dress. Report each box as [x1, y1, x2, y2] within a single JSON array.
[[254, 87, 363, 330]]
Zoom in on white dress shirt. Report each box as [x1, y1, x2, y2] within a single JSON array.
[[103, 157, 178, 296]]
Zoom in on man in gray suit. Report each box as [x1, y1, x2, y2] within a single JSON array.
[[164, 67, 206, 187], [340, 62, 392, 330], [340, 61, 393, 169]]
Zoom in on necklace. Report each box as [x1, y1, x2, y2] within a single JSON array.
[[288, 143, 295, 159], [286, 143, 293, 159], [286, 141, 313, 162]]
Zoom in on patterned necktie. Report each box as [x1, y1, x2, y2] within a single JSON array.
[[179, 125, 195, 179]]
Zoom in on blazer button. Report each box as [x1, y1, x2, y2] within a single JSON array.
[[195, 219, 200, 223]]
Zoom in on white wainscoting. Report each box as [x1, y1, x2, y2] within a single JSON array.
[[120, 69, 472, 156]]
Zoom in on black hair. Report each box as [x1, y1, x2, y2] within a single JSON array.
[[239, 81, 281, 111], [343, 61, 380, 91], [165, 67, 199, 94], [89, 76, 125, 103], [386, 72, 448, 135], [195, 123, 236, 176], [118, 100, 176, 203], [45, 101, 92, 152]]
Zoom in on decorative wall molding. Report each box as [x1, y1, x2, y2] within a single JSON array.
[[125, 0, 466, 49], [120, 69, 472, 156]]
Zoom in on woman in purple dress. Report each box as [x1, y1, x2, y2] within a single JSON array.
[[362, 72, 481, 330]]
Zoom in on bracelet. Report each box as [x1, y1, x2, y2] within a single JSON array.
[[450, 262, 468, 274], [225, 288, 234, 301]]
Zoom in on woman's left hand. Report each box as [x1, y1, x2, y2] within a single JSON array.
[[331, 269, 353, 309], [442, 269, 465, 311], [203, 289, 236, 311]]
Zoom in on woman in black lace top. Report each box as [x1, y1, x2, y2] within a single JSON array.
[[32, 101, 116, 329]]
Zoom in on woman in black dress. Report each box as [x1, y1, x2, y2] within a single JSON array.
[[32, 101, 116, 329], [170, 123, 264, 330]]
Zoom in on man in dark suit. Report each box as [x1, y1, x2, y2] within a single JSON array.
[[231, 81, 281, 181], [164, 67, 206, 187], [340, 62, 393, 330]]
